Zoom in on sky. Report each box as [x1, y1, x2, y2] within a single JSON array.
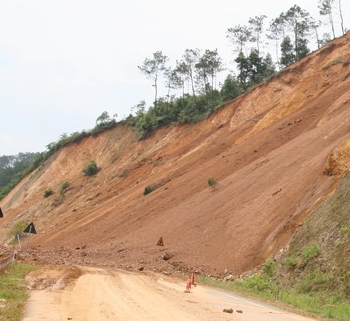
[[1, 0, 349, 155]]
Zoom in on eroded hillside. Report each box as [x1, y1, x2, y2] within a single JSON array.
[[1, 32, 350, 277]]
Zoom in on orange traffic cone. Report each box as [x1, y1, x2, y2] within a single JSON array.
[[190, 273, 197, 286], [184, 276, 191, 293]]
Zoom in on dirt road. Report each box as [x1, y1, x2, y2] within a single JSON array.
[[23, 266, 318, 321]]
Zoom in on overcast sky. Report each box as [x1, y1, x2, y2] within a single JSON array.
[[1, 0, 349, 155]]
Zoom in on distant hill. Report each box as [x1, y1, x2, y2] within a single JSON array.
[[0, 152, 40, 193]]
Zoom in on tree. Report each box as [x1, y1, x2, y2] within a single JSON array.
[[195, 50, 209, 95], [280, 36, 295, 67], [319, 0, 345, 36], [164, 67, 182, 103], [182, 49, 200, 99], [319, 32, 332, 47], [248, 15, 267, 55], [175, 60, 189, 99], [296, 37, 310, 59], [138, 51, 169, 108], [318, 0, 336, 38], [267, 17, 286, 70], [132, 100, 146, 116], [235, 52, 250, 90], [220, 74, 242, 101], [280, 5, 312, 62], [338, 0, 345, 35], [251, 51, 275, 84], [235, 49, 276, 89], [248, 49, 265, 85], [195, 49, 223, 97], [131, 100, 155, 139], [96, 111, 111, 125], [309, 18, 322, 49], [262, 53, 276, 78], [226, 25, 253, 54]]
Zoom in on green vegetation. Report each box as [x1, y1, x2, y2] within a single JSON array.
[[60, 180, 70, 195], [322, 57, 345, 70], [9, 221, 27, 238], [201, 267, 350, 320], [302, 244, 320, 260], [0, 263, 38, 321], [201, 172, 350, 320], [143, 178, 170, 196], [0, 153, 42, 200], [143, 185, 157, 196], [207, 177, 217, 189], [131, 46, 275, 139], [47, 180, 70, 206], [83, 161, 99, 176], [43, 188, 54, 198]]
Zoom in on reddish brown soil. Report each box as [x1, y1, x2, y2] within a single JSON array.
[[1, 32, 350, 278]]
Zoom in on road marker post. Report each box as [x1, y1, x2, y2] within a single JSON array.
[[190, 273, 196, 286], [184, 275, 192, 293], [23, 222, 37, 252]]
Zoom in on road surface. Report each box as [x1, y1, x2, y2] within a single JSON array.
[[23, 266, 319, 321]]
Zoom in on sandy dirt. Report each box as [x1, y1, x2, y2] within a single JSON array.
[[22, 266, 319, 321]]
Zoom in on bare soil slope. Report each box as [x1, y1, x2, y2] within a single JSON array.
[[1, 32, 350, 277]]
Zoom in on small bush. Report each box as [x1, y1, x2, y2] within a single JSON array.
[[245, 274, 271, 292], [60, 181, 70, 195], [262, 258, 276, 278], [282, 256, 298, 269], [44, 188, 54, 198], [52, 196, 65, 207], [143, 185, 156, 195], [10, 221, 27, 238], [83, 161, 99, 176], [208, 177, 217, 188], [302, 244, 320, 260]]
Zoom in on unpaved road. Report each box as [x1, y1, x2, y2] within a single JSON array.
[[23, 266, 319, 321]]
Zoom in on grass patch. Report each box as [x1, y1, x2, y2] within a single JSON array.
[[302, 244, 320, 260], [60, 180, 70, 195], [0, 263, 38, 321], [200, 274, 350, 320], [322, 57, 344, 70]]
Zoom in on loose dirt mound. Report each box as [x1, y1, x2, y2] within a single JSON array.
[[1, 32, 350, 278]]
